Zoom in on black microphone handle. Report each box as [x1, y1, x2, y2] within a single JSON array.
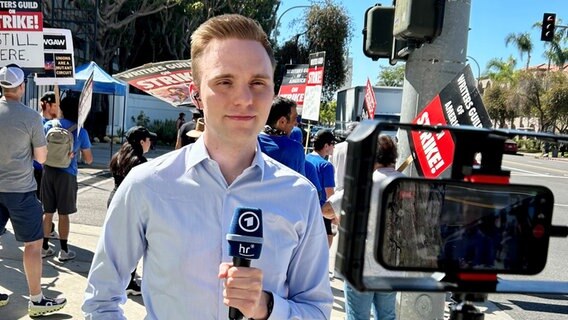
[[228, 257, 251, 320]]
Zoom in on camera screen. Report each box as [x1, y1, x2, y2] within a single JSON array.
[[377, 178, 553, 274]]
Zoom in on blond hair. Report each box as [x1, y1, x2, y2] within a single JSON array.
[[190, 14, 275, 86]]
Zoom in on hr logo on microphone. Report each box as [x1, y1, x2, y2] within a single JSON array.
[[239, 243, 255, 256]]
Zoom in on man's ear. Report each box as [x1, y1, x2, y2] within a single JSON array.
[[189, 82, 202, 109]]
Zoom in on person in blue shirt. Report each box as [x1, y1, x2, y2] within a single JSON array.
[[258, 96, 305, 175], [306, 129, 338, 247], [41, 96, 93, 262], [290, 123, 304, 145], [82, 14, 332, 319], [34, 92, 60, 239]]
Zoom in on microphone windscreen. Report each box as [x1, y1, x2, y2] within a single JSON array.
[[226, 207, 263, 260]]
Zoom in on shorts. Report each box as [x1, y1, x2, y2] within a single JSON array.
[[0, 192, 44, 242], [324, 217, 333, 235], [41, 166, 78, 214]]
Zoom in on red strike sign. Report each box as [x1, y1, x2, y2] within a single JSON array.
[[411, 96, 454, 178], [0, 13, 42, 31], [364, 78, 376, 118]]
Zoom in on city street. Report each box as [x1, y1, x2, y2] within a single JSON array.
[[1, 144, 567, 319]]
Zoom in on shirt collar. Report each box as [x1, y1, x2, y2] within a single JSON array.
[[184, 138, 266, 182]]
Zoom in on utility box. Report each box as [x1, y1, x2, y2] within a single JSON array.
[[393, 0, 445, 41]]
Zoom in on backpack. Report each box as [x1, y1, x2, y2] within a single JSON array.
[[44, 121, 77, 168]]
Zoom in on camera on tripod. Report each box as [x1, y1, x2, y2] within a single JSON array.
[[335, 121, 568, 320]]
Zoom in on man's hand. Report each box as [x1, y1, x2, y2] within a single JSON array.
[[219, 262, 269, 319]]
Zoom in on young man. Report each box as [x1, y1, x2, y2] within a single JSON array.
[[83, 14, 333, 319], [34, 92, 60, 238], [0, 65, 67, 316], [258, 96, 305, 174], [41, 96, 93, 261], [306, 129, 338, 247]]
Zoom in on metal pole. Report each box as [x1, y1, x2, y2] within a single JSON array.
[[467, 55, 481, 84], [396, 1, 472, 319], [272, 5, 312, 44]]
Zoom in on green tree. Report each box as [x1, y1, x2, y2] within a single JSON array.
[[544, 72, 568, 133], [319, 100, 336, 126], [302, 1, 353, 103], [486, 56, 517, 83], [483, 85, 515, 128], [376, 64, 405, 87], [505, 32, 533, 70]]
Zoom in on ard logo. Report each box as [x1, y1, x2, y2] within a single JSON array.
[[238, 211, 260, 233]]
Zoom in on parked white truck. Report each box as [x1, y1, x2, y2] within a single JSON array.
[[335, 86, 402, 138]]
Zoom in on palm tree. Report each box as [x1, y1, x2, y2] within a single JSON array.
[[486, 56, 517, 83], [505, 32, 533, 70]]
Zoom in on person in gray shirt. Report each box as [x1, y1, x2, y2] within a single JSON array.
[[0, 65, 67, 316]]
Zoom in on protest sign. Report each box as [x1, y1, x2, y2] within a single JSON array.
[[77, 69, 94, 137], [278, 64, 308, 114], [0, 0, 44, 70], [115, 60, 192, 107], [410, 65, 492, 178], [302, 52, 325, 122], [363, 77, 377, 119], [34, 28, 75, 85]]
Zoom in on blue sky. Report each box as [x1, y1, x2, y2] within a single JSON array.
[[276, 0, 568, 87]]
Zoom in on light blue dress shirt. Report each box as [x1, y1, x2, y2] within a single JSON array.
[[82, 138, 333, 319]]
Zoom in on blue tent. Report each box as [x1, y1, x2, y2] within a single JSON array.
[[60, 61, 127, 95]]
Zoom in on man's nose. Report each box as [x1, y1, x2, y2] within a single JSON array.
[[233, 85, 253, 106]]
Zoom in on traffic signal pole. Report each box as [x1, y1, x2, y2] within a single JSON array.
[[395, 1, 472, 319], [397, 0, 472, 178]]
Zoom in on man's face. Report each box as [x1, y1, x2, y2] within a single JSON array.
[[46, 101, 59, 119], [197, 38, 274, 146], [285, 106, 298, 136]]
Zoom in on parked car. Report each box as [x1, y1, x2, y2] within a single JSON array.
[[504, 139, 518, 154]]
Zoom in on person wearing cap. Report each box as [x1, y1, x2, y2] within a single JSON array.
[[176, 112, 186, 131], [0, 65, 67, 315], [41, 96, 93, 263], [306, 129, 339, 247], [258, 96, 305, 175], [107, 125, 156, 296], [83, 14, 332, 319], [175, 110, 202, 149], [34, 92, 60, 238]]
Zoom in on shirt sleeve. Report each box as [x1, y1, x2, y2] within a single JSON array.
[[82, 176, 147, 319], [31, 114, 47, 148], [270, 189, 333, 319], [321, 162, 335, 189], [79, 128, 92, 150]]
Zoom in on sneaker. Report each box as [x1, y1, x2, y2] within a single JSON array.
[[126, 281, 141, 296], [58, 250, 76, 261], [28, 296, 66, 317], [0, 293, 9, 307], [41, 247, 55, 258]]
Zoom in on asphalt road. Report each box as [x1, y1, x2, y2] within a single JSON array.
[[71, 151, 568, 319], [489, 154, 568, 320]]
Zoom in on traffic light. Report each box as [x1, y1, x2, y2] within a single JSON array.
[[393, 0, 445, 42], [363, 5, 395, 61], [541, 13, 556, 42]]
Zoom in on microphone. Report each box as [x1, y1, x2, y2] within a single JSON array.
[[226, 207, 263, 320]]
